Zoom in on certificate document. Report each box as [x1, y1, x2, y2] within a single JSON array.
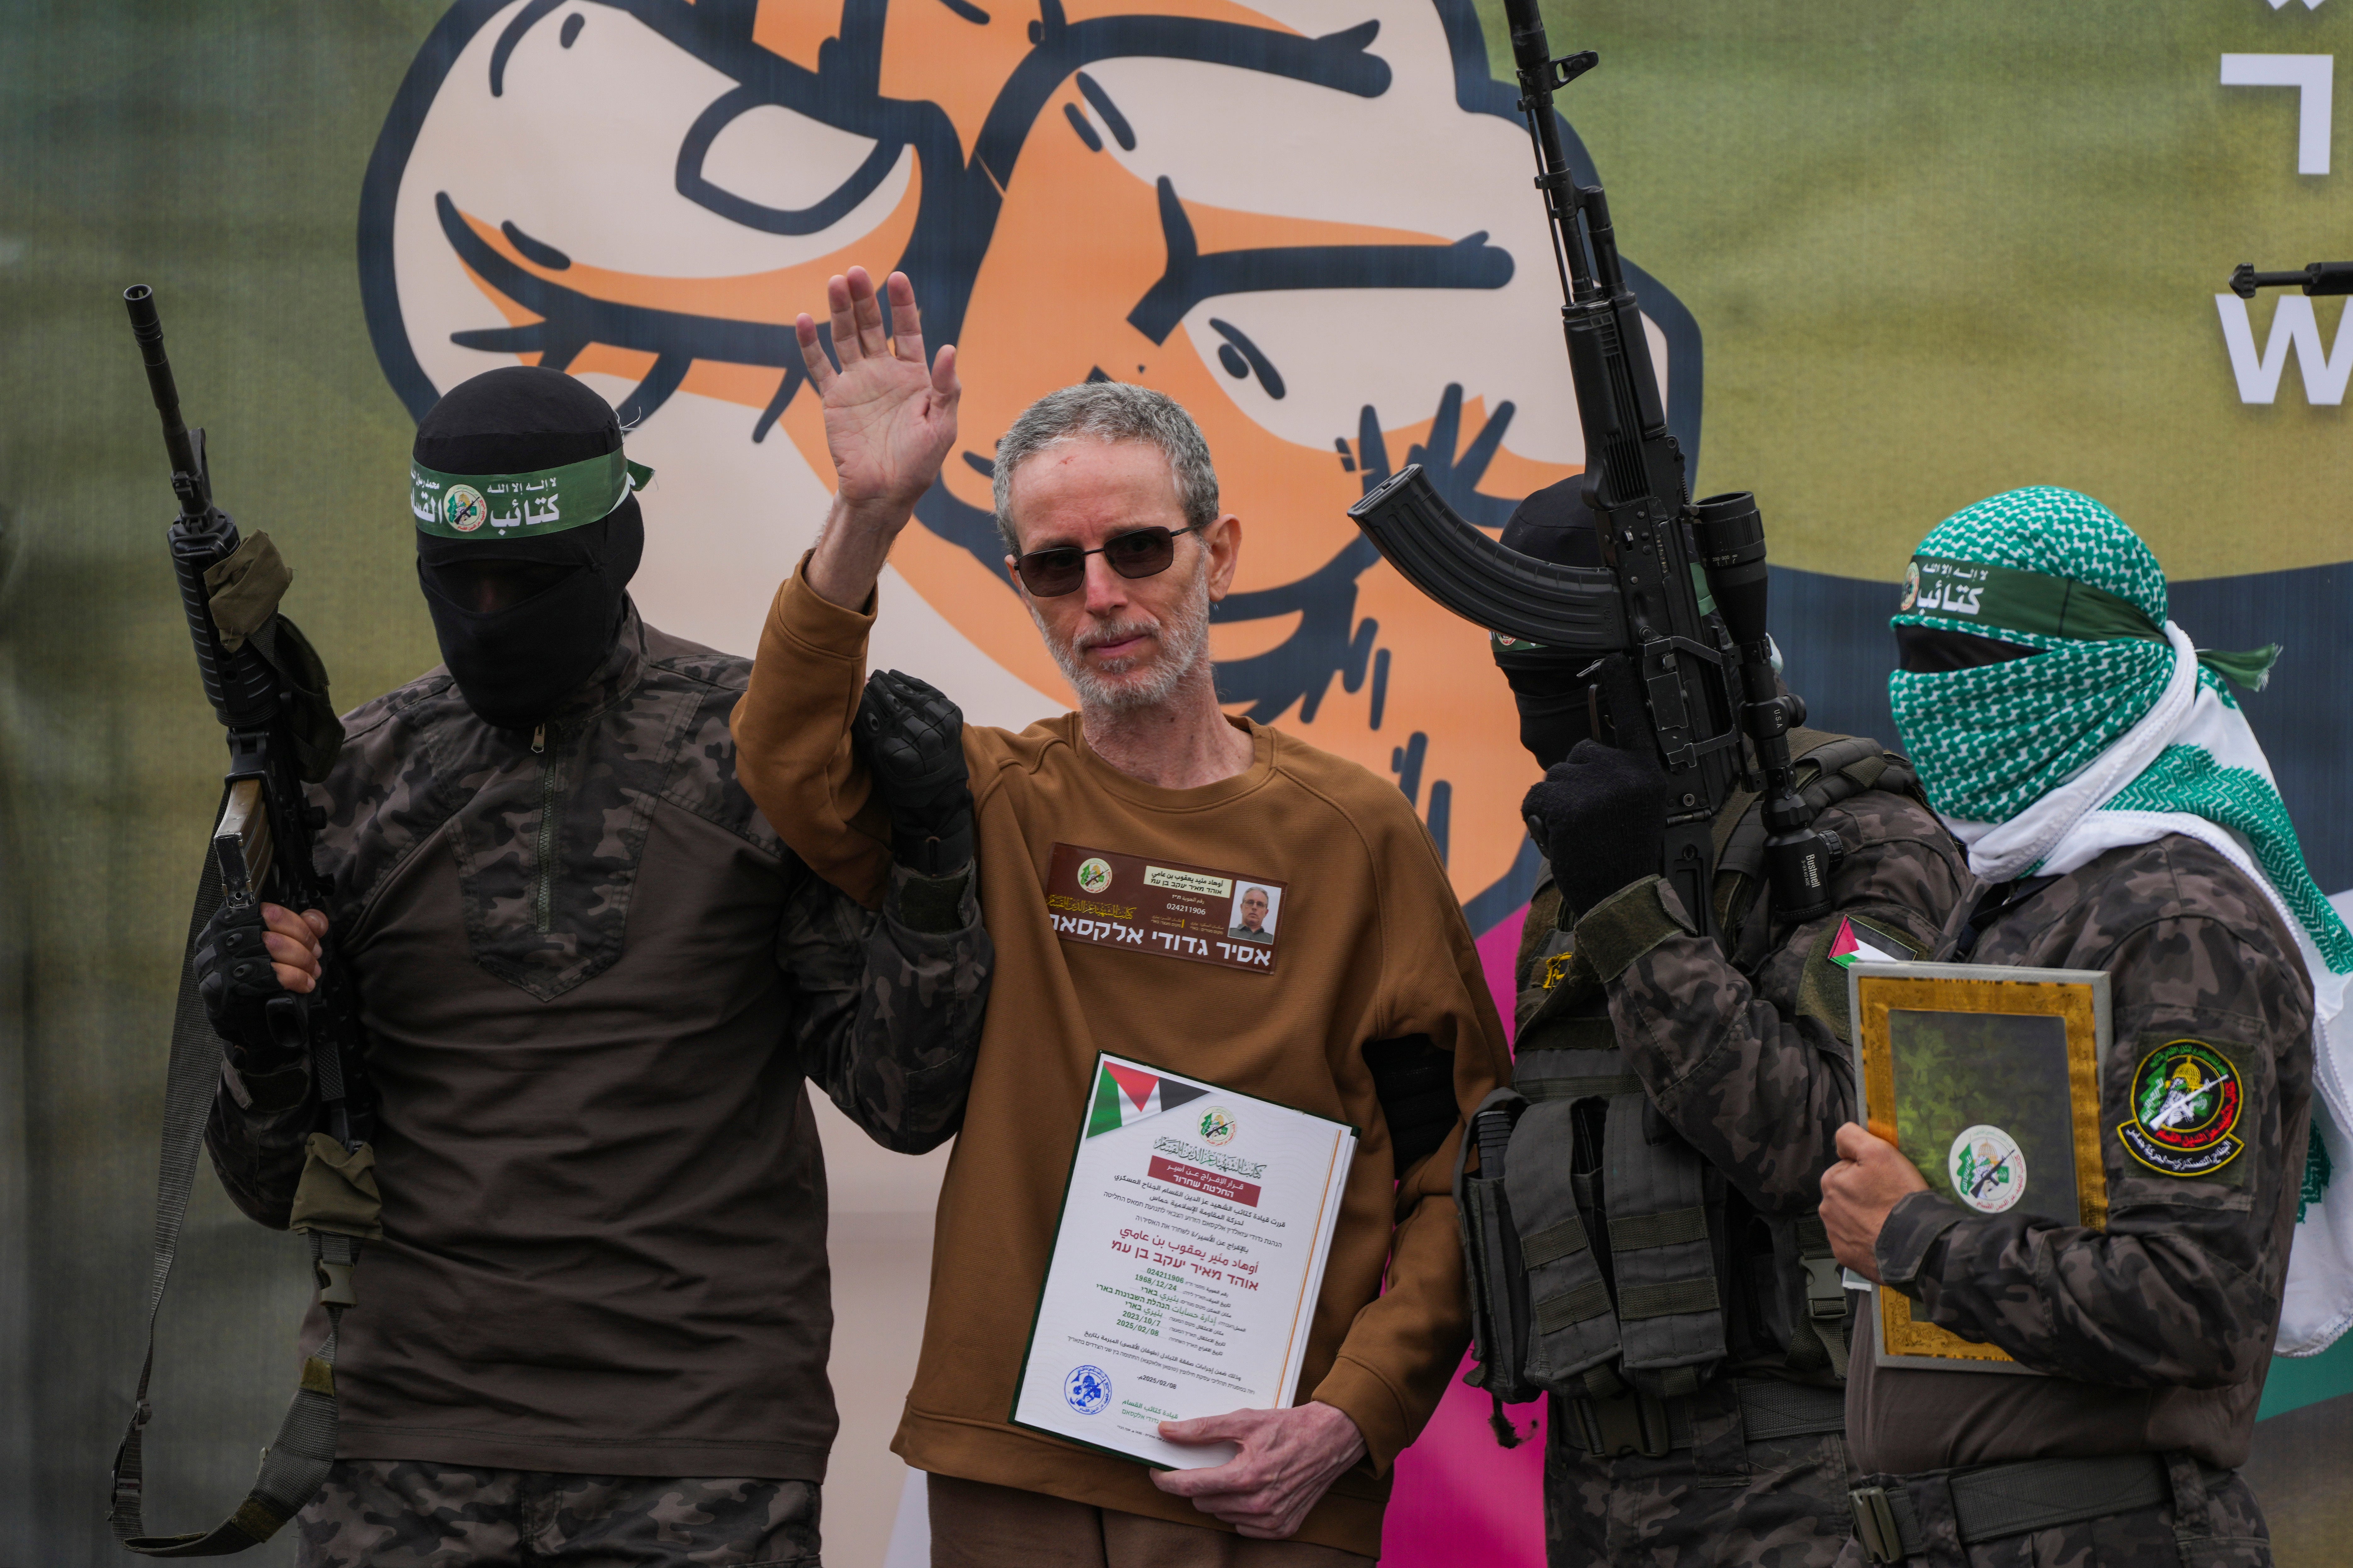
[[1011, 1053, 1358, 1468]]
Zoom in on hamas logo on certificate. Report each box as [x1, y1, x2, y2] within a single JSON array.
[[1947, 1125, 2025, 1215], [2120, 1039, 2245, 1177]]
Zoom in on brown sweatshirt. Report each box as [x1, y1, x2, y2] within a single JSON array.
[[730, 566, 1511, 1555]]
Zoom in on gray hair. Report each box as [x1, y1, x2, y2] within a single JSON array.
[[989, 382, 1220, 555]]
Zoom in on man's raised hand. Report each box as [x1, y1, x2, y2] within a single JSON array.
[[801, 268, 959, 607]]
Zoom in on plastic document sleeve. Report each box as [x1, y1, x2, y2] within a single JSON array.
[[1009, 1052, 1358, 1467]]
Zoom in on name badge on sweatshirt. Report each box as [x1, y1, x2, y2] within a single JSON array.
[[1046, 843, 1286, 973]]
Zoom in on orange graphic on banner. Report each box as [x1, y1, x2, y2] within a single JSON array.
[[369, 0, 1678, 918]]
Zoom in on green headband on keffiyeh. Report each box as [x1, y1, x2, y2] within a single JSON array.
[[410, 448, 653, 539], [1901, 554, 2280, 691], [1892, 487, 2186, 824], [1889, 485, 2351, 972]]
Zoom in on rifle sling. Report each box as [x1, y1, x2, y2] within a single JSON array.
[[107, 832, 360, 1556]]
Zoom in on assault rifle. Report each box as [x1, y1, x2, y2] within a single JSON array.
[[122, 283, 370, 1152], [109, 286, 376, 1557], [1346, 0, 1836, 942]]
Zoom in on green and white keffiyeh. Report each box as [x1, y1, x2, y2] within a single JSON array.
[[1888, 486, 2353, 1353]]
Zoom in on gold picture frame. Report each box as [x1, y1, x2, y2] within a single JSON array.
[[1846, 961, 2111, 1371]]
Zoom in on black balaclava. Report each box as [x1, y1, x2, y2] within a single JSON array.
[[411, 366, 645, 731], [1492, 475, 1606, 770]]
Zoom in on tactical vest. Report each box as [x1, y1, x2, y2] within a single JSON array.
[[1456, 730, 1926, 1430]]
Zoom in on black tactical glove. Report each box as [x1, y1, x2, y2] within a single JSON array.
[[1522, 739, 1671, 921], [856, 668, 976, 877], [193, 900, 305, 1073]]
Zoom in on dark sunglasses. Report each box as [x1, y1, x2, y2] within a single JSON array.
[[1013, 524, 1204, 597]]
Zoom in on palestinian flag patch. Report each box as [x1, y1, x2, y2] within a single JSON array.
[[1086, 1059, 1210, 1138], [1829, 915, 1906, 968], [2119, 1039, 2245, 1177]]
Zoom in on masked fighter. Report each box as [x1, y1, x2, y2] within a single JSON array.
[[1820, 487, 2339, 1566], [193, 365, 991, 1568], [1497, 477, 1970, 1567], [731, 267, 1512, 1564]]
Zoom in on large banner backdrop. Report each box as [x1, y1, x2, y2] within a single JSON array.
[[3, 2, 2351, 1564]]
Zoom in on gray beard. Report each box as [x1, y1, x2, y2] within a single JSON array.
[[1036, 559, 1213, 714]]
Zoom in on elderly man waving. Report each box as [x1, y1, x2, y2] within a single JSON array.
[[730, 269, 1509, 1565]]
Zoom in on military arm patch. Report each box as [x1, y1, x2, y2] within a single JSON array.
[[1797, 912, 1923, 1045], [2119, 1038, 2246, 1178]]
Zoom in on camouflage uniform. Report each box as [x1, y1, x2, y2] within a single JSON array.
[[1837, 835, 2314, 1567], [296, 1463, 820, 1568], [205, 612, 991, 1562], [1518, 747, 1970, 1567]]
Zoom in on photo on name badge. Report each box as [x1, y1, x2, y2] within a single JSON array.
[[1226, 883, 1281, 944]]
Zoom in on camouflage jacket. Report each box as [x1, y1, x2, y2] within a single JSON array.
[[1515, 764, 1969, 1382], [1852, 835, 2315, 1474], [208, 608, 992, 1219], [1529, 780, 1969, 1215], [200, 610, 991, 1476]]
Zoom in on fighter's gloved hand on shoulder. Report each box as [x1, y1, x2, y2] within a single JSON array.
[[857, 668, 975, 878], [1522, 740, 1670, 920], [194, 900, 327, 1072]]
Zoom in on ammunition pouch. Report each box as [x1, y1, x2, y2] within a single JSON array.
[[1456, 1045, 1728, 1409], [1460, 727, 1910, 1433], [1454, 1087, 1539, 1411]]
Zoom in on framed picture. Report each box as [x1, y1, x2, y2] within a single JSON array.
[[1846, 961, 2112, 1372]]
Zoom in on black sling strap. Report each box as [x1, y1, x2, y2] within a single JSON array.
[[107, 852, 367, 1556]]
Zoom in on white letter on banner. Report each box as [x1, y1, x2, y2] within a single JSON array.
[[2221, 55, 2334, 174], [2215, 294, 2353, 403]]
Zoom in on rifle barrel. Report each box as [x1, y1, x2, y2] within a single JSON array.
[[122, 285, 203, 489]]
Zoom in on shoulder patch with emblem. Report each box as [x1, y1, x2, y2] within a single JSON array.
[[1828, 914, 1921, 968], [2119, 1039, 2245, 1177]]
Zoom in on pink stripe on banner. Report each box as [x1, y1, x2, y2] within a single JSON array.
[[1382, 902, 1546, 1568], [1472, 903, 1528, 1030]]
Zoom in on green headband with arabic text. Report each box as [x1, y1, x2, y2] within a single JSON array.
[[1899, 554, 2280, 690], [411, 448, 653, 540]]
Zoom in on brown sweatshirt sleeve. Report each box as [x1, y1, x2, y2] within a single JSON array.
[[1310, 825, 1512, 1472], [730, 556, 898, 909]]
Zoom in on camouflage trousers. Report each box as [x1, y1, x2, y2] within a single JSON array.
[[293, 1460, 822, 1567], [1828, 1454, 2272, 1568], [1543, 1382, 1858, 1567]]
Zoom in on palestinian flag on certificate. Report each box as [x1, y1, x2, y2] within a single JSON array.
[[1086, 1058, 1210, 1137], [1828, 915, 1903, 969]]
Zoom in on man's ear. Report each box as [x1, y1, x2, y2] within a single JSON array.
[[1204, 514, 1242, 603]]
